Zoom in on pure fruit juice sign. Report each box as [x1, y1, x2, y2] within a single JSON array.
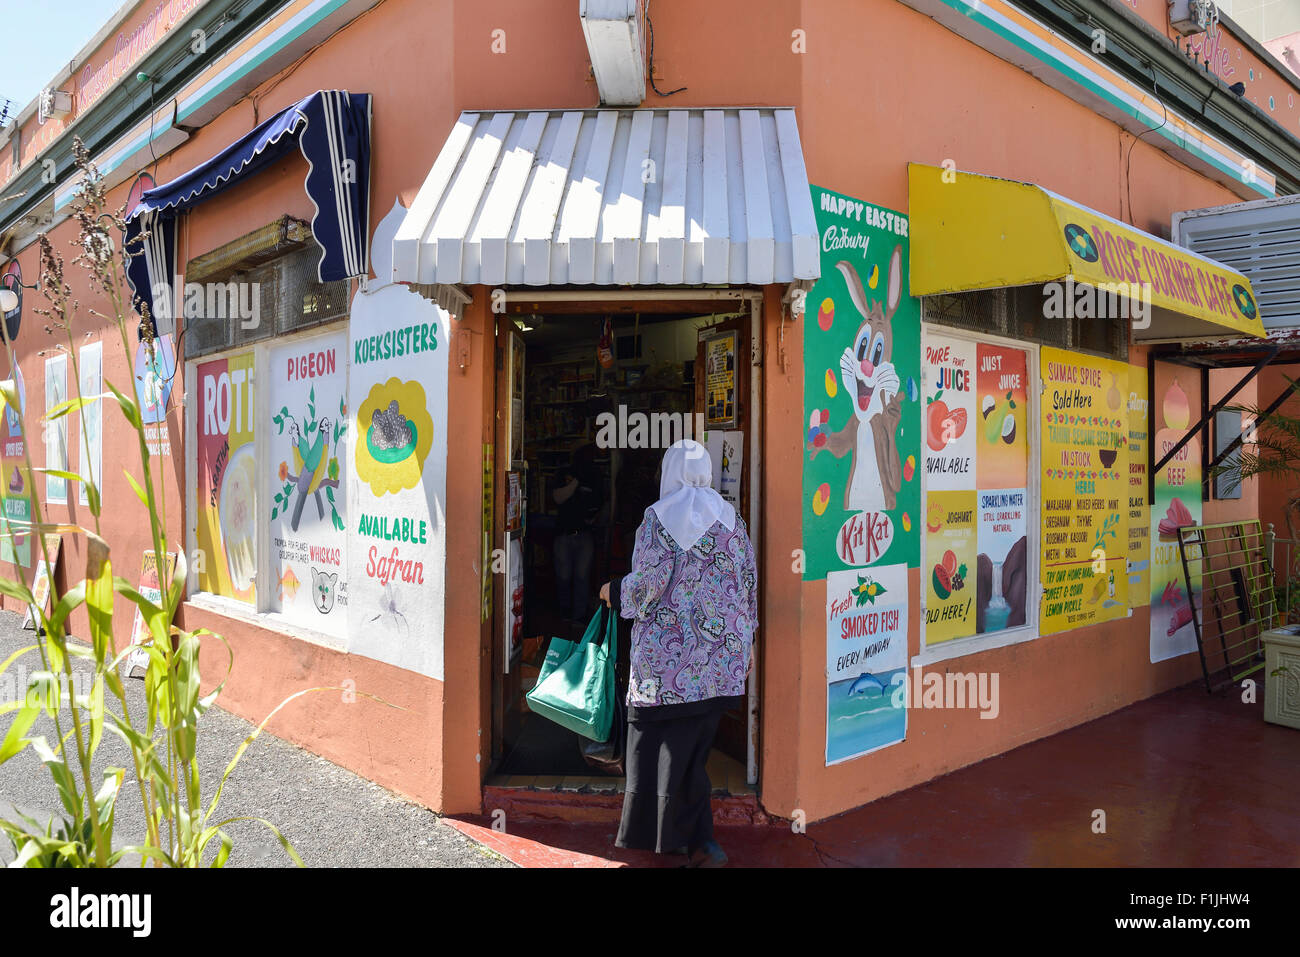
[[803, 186, 920, 578], [922, 337, 1029, 645], [1039, 347, 1129, 635]]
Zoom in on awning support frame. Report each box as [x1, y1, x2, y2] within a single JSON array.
[[1148, 344, 1278, 499]]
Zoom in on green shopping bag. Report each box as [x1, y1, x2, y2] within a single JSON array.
[[526, 605, 617, 741]]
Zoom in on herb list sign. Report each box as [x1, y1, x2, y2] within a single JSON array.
[[1039, 348, 1129, 635]]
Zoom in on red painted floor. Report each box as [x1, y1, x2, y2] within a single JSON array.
[[447, 682, 1300, 867]]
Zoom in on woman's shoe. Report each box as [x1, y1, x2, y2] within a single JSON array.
[[685, 841, 728, 868]]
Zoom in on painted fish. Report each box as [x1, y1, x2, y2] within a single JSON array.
[[847, 672, 891, 696]]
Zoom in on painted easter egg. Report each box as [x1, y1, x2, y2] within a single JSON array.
[[903, 454, 915, 482], [818, 297, 835, 331], [868, 264, 880, 289], [901, 512, 911, 532], [825, 369, 837, 397], [812, 483, 831, 516]]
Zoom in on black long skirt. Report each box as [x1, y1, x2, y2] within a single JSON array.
[[615, 695, 739, 855]]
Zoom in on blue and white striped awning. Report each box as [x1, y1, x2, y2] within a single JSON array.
[[392, 108, 819, 287], [124, 89, 371, 328]]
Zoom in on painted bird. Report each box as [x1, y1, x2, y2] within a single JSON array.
[[289, 417, 331, 531]]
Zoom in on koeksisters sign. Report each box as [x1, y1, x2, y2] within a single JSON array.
[[344, 201, 449, 680]]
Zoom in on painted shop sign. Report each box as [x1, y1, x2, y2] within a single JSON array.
[[803, 186, 920, 578], [195, 350, 256, 602], [269, 330, 348, 637], [1, 324, 29, 567], [1148, 365, 1201, 664], [134, 335, 176, 456], [825, 563, 907, 765], [922, 335, 1029, 644], [76, 0, 205, 112], [344, 200, 449, 680], [1126, 365, 1150, 607], [1039, 347, 1129, 635]]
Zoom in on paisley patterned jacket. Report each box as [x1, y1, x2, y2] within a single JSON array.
[[617, 508, 758, 707]]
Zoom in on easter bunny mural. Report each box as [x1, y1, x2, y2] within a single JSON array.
[[808, 245, 905, 512]]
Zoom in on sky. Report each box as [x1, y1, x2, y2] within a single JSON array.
[[0, 0, 128, 123]]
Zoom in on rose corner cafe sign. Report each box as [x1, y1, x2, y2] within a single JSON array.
[[906, 162, 1265, 342]]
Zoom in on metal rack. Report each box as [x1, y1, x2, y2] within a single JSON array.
[[1177, 520, 1278, 693]]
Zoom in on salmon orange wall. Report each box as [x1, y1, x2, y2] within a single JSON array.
[[3, 0, 1288, 819]]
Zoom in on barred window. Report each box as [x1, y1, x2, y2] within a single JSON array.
[[924, 284, 1128, 361], [183, 239, 349, 360]]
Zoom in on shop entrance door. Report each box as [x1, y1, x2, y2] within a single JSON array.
[[488, 296, 761, 793], [695, 312, 753, 770]]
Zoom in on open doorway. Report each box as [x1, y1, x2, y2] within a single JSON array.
[[490, 298, 757, 795]]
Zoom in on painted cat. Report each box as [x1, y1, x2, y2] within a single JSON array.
[[310, 566, 339, 614]]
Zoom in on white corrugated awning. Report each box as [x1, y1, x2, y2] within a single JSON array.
[[392, 108, 819, 287]]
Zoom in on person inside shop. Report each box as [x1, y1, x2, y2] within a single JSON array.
[[553, 442, 602, 632], [599, 438, 757, 868]]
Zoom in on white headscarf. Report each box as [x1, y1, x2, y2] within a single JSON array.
[[649, 439, 736, 551]]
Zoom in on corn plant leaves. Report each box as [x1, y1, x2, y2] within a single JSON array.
[[85, 544, 114, 667], [46, 582, 86, 636], [93, 767, 122, 831], [0, 702, 38, 763], [0, 575, 35, 607], [28, 672, 60, 720], [210, 816, 304, 867], [0, 644, 36, 680], [122, 469, 149, 509], [167, 548, 187, 619], [44, 393, 106, 422], [28, 737, 80, 820], [104, 380, 141, 431]]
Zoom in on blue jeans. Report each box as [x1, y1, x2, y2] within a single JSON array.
[[554, 529, 595, 621]]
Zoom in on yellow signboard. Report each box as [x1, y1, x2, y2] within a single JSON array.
[[907, 164, 1265, 339], [924, 489, 978, 643], [1039, 348, 1130, 635], [1048, 194, 1262, 338]]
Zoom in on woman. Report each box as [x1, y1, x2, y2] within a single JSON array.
[[599, 439, 757, 868], [553, 443, 602, 630]]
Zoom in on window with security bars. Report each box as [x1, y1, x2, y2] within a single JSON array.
[[183, 244, 350, 359], [923, 284, 1128, 361]]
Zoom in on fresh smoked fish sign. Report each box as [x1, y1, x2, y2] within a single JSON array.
[[825, 563, 908, 765]]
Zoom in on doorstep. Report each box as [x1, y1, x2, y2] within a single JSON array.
[[482, 781, 768, 826], [483, 747, 764, 824]]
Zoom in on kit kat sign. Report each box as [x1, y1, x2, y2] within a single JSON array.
[[837, 510, 895, 567]]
